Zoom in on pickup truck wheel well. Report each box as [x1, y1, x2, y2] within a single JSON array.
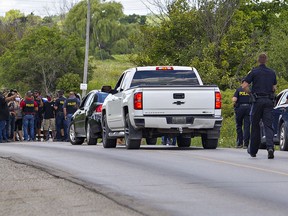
[[123, 107, 129, 119]]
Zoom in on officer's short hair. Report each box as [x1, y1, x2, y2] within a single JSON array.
[[258, 53, 268, 64], [58, 90, 64, 96]]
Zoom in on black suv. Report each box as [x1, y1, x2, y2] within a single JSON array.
[[69, 90, 109, 145]]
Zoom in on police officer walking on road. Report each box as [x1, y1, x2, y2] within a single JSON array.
[[232, 80, 251, 149], [242, 53, 277, 159]]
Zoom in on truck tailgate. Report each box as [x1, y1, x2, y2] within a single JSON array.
[[142, 87, 216, 115]]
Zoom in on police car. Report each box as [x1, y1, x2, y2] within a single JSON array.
[[261, 89, 288, 151]]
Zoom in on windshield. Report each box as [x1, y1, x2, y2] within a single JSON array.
[[131, 70, 199, 87]]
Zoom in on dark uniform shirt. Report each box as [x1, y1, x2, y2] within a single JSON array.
[[245, 64, 277, 94], [63, 98, 79, 115], [0, 94, 9, 121], [20, 99, 38, 114], [234, 87, 250, 104], [55, 96, 66, 113], [43, 101, 55, 119]]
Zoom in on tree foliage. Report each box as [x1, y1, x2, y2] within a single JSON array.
[[133, 0, 288, 89], [0, 26, 84, 94], [64, 0, 143, 59], [56, 73, 82, 93]]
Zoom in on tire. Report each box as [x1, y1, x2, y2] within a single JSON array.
[[201, 135, 218, 149], [125, 114, 141, 149], [279, 123, 288, 151], [86, 122, 97, 145], [69, 123, 84, 145], [177, 135, 191, 147], [102, 114, 116, 148], [146, 138, 157, 145]]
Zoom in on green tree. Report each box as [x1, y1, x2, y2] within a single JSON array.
[[64, 0, 141, 58], [0, 26, 84, 94], [133, 0, 288, 89], [56, 73, 82, 93], [2, 9, 24, 23]]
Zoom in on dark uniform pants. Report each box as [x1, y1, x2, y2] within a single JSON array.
[[56, 112, 67, 140], [250, 98, 274, 155], [235, 105, 251, 146]]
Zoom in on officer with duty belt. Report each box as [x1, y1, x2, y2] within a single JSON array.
[[242, 53, 277, 159], [232, 80, 251, 149]]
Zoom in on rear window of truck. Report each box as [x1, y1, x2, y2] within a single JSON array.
[[131, 70, 200, 87]]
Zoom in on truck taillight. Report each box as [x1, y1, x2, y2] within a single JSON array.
[[215, 92, 222, 109], [95, 105, 103, 113], [134, 92, 143, 110]]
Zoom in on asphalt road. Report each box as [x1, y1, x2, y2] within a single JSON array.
[[1, 141, 288, 216]]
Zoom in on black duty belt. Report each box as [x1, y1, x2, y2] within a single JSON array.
[[239, 104, 251, 106], [253, 93, 274, 99]]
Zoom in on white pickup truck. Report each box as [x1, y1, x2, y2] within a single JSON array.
[[102, 66, 222, 149]]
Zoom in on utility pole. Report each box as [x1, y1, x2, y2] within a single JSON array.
[[81, 0, 90, 98]]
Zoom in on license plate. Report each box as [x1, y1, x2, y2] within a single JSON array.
[[172, 117, 187, 124]]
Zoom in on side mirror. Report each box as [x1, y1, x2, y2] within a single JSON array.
[[101, 85, 112, 93]]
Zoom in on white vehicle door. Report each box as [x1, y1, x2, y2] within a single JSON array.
[[106, 72, 130, 130]]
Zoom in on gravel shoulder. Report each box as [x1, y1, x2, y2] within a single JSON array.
[[0, 157, 142, 216]]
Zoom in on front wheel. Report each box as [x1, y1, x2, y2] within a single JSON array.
[[69, 123, 84, 145], [279, 123, 288, 151], [86, 122, 97, 145], [125, 114, 141, 149], [102, 114, 116, 148], [201, 135, 218, 149]]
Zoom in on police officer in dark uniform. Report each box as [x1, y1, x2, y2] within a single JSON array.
[[63, 92, 79, 141], [54, 90, 67, 141], [242, 53, 277, 159], [232, 80, 251, 149]]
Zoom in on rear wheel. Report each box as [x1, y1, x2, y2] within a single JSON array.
[[125, 114, 141, 149], [102, 114, 117, 148], [201, 134, 218, 149], [279, 123, 288, 151], [86, 123, 97, 145], [177, 135, 191, 147], [146, 138, 157, 145], [69, 123, 84, 145]]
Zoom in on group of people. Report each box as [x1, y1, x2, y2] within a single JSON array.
[[0, 53, 278, 160], [233, 53, 277, 159], [0, 89, 80, 143]]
